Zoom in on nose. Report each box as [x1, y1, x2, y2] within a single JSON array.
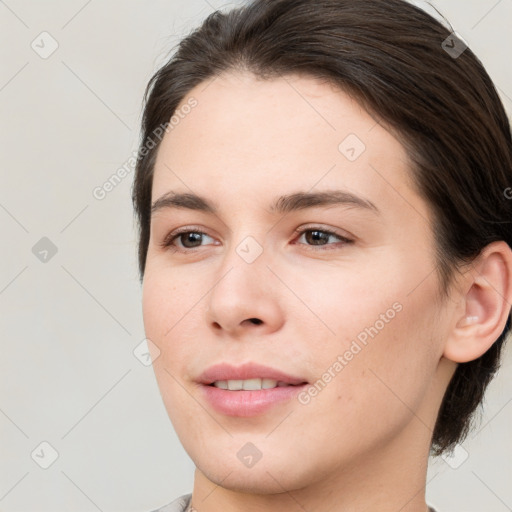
[[205, 242, 285, 338]]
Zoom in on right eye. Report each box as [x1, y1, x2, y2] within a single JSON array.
[[161, 229, 216, 252]]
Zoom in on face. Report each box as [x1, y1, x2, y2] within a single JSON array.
[[142, 71, 454, 494]]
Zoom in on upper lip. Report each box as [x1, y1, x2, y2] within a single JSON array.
[[198, 362, 308, 385]]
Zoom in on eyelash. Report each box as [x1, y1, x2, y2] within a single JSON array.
[[160, 225, 353, 253]]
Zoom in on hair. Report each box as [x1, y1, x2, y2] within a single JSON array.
[[132, 0, 512, 456]]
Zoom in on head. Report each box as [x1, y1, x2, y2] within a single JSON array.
[[132, 0, 512, 492]]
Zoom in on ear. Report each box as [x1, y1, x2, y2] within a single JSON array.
[[443, 241, 512, 363]]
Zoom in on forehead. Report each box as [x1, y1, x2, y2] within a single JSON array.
[[152, 71, 427, 224]]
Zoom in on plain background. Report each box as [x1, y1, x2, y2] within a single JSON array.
[[1, 1, 511, 511]]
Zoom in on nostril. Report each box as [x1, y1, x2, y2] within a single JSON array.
[[249, 318, 263, 325]]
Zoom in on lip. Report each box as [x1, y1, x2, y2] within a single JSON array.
[[197, 362, 309, 417], [197, 362, 308, 386], [201, 384, 309, 417]]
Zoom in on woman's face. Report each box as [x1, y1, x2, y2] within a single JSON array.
[[142, 71, 456, 493]]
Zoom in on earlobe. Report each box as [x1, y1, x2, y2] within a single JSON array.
[[443, 241, 512, 364]]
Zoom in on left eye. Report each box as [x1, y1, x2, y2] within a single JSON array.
[[293, 228, 352, 249]]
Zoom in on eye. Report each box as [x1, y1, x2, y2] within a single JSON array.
[[161, 229, 216, 252], [293, 226, 353, 250], [160, 225, 353, 253]]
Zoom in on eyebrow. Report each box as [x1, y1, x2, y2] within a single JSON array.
[[150, 190, 380, 216]]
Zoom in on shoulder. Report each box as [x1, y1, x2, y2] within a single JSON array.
[[148, 493, 192, 512]]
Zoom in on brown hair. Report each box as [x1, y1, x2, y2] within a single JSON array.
[[132, 0, 512, 456]]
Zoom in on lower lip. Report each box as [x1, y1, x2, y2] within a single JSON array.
[[200, 383, 308, 417]]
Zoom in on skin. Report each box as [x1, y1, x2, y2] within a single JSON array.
[[142, 71, 512, 512]]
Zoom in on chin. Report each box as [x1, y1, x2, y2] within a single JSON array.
[[205, 467, 304, 494], [193, 451, 319, 495]]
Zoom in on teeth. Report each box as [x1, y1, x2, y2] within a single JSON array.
[[262, 378, 279, 389], [212, 378, 289, 390], [228, 379, 243, 391]]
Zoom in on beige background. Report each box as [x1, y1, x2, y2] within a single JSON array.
[[1, 1, 511, 511]]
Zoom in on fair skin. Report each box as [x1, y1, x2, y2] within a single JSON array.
[[142, 71, 512, 512]]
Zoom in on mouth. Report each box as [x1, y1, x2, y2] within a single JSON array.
[[197, 362, 309, 417], [207, 378, 307, 390]]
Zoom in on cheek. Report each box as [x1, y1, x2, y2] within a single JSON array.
[[142, 262, 191, 338], [290, 255, 405, 355], [142, 268, 187, 386], [141, 267, 200, 417], [303, 258, 440, 427], [142, 262, 207, 374]]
